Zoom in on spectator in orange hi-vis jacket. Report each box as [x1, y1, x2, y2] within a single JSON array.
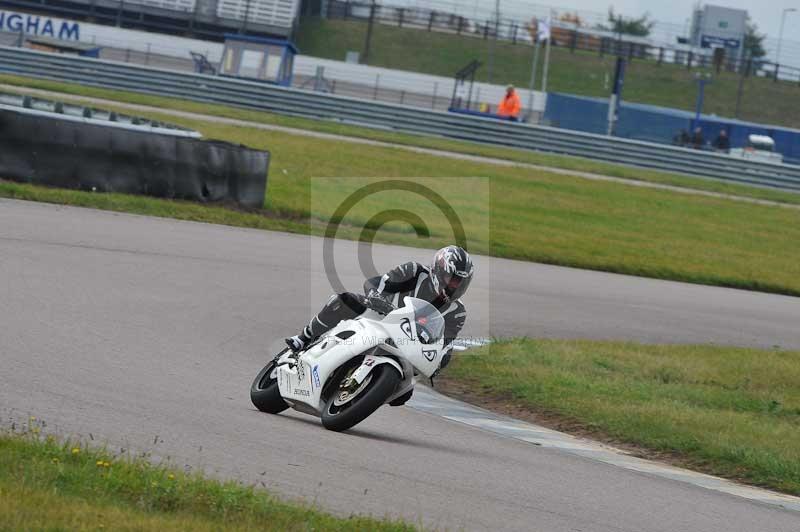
[[497, 85, 521, 121]]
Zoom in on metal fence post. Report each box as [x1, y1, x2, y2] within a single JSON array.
[[428, 11, 435, 31], [398, 8, 404, 28], [432, 81, 438, 109], [373, 74, 380, 99], [362, 2, 376, 64], [313, 65, 325, 91], [735, 57, 746, 119], [116, 0, 124, 27]]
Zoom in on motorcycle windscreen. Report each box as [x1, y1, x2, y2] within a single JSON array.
[[409, 298, 445, 345]]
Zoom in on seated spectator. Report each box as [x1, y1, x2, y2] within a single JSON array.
[[691, 127, 705, 149], [713, 129, 731, 153], [673, 129, 690, 147], [497, 85, 521, 121]]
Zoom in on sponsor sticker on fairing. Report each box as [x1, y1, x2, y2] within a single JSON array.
[[312, 365, 321, 389]]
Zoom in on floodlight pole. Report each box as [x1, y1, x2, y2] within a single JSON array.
[[487, 0, 500, 83], [526, 35, 541, 118], [693, 74, 712, 131]]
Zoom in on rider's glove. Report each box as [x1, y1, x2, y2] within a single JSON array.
[[366, 289, 396, 315]]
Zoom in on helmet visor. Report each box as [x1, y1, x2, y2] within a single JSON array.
[[438, 271, 472, 301]]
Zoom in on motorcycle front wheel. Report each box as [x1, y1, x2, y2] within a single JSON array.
[[250, 359, 289, 414], [321, 363, 401, 432]]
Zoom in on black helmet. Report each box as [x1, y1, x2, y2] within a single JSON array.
[[430, 246, 474, 302]]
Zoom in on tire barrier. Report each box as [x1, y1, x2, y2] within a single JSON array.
[[0, 102, 269, 207]]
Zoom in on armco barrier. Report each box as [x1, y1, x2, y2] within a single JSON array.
[[0, 104, 269, 206], [1, 46, 799, 192]]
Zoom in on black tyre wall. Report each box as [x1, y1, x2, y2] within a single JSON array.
[[0, 109, 269, 207]]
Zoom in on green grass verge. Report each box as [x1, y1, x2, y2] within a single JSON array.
[[446, 339, 800, 495], [0, 431, 412, 531], [296, 17, 800, 129], [3, 100, 800, 297], [3, 73, 800, 208]]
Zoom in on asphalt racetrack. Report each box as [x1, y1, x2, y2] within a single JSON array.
[[2, 199, 800, 531]]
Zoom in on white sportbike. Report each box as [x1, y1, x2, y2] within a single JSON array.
[[250, 297, 446, 431]]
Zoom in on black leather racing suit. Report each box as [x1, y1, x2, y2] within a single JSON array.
[[295, 261, 467, 366]]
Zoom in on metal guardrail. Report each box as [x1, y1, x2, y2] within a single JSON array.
[[0, 91, 201, 137], [1, 46, 799, 192]]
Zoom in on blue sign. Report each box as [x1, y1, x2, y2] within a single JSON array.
[[0, 11, 80, 40], [701, 35, 740, 49]]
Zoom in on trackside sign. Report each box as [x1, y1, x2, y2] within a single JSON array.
[[0, 11, 80, 40]]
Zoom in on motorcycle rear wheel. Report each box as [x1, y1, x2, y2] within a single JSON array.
[[321, 363, 401, 432], [250, 359, 289, 414]]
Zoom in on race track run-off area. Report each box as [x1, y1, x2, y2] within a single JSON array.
[[2, 198, 800, 531]]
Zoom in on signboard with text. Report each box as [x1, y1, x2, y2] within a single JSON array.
[[0, 11, 80, 40]]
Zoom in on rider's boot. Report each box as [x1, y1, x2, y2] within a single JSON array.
[[285, 335, 306, 353]]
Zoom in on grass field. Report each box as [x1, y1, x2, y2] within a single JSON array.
[[3, 74, 800, 208], [445, 339, 800, 495], [296, 17, 800, 129], [2, 99, 800, 296], [0, 431, 411, 531]]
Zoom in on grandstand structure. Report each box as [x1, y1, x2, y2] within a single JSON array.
[[0, 0, 301, 40]]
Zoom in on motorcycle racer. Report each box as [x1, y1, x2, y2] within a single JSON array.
[[285, 245, 474, 375]]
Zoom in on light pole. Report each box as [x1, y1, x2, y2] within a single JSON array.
[[776, 8, 797, 67], [487, 0, 500, 83], [693, 72, 712, 133]]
